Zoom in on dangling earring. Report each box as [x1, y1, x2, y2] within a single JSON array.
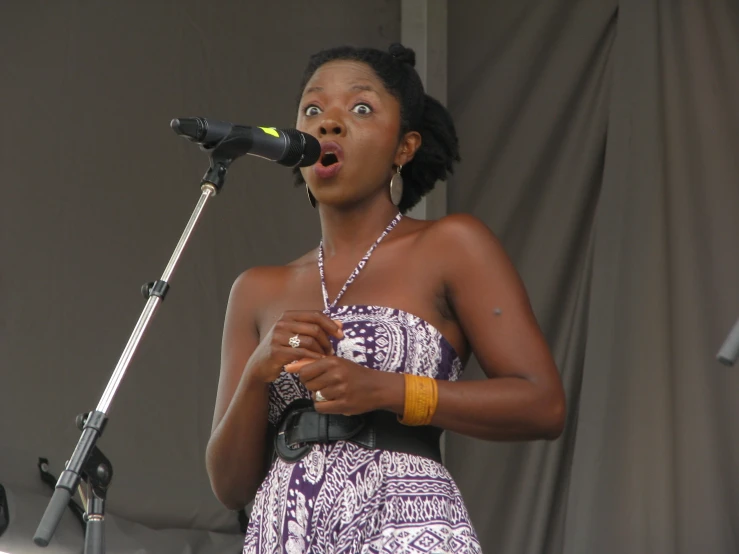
[[306, 182, 317, 208], [390, 165, 403, 206]]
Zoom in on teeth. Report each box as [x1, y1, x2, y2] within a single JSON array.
[[321, 151, 339, 167]]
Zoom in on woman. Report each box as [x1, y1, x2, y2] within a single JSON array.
[[206, 43, 565, 553]]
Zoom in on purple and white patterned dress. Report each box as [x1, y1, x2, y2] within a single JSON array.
[[243, 214, 482, 554]]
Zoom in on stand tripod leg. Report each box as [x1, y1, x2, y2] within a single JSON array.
[[84, 494, 105, 554]]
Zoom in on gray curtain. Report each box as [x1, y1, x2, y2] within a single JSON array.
[[1, 1, 738, 553], [446, 1, 739, 553], [0, 2, 400, 553]]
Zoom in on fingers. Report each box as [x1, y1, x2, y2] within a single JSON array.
[[282, 311, 344, 340], [260, 349, 322, 383], [277, 321, 334, 355], [300, 369, 338, 394], [267, 349, 322, 381], [282, 348, 323, 362], [273, 313, 344, 357], [284, 357, 317, 373], [258, 312, 344, 383], [285, 357, 364, 416], [284, 356, 330, 378], [284, 359, 343, 400], [312, 397, 351, 415]]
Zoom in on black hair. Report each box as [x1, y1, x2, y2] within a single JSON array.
[[294, 43, 460, 213]]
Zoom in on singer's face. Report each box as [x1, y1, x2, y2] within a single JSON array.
[[296, 60, 404, 206]]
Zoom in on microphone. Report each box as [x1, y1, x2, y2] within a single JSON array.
[[170, 117, 320, 167]]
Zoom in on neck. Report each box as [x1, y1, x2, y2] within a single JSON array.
[[318, 200, 401, 258]]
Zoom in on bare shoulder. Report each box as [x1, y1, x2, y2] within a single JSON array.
[[230, 265, 285, 302], [415, 213, 504, 261], [426, 212, 494, 236], [229, 249, 317, 308]]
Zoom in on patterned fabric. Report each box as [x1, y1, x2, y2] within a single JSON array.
[[244, 214, 481, 553]]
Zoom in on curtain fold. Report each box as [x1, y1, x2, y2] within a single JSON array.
[[1, 1, 737, 552], [448, 1, 739, 552]]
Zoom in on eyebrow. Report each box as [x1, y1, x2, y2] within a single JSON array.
[[302, 84, 378, 96], [350, 84, 377, 93]]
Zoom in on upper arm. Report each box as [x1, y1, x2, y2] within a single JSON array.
[[211, 268, 264, 433], [434, 214, 560, 386]]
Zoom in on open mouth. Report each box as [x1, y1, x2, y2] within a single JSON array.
[[321, 152, 339, 166], [314, 142, 344, 179]]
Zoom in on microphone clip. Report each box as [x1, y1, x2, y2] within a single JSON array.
[[200, 137, 248, 193]]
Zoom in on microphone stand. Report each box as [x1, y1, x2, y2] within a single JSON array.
[[34, 144, 240, 552]]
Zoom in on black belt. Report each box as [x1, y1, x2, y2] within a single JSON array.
[[273, 399, 442, 464]]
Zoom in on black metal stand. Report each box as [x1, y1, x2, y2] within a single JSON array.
[[33, 142, 240, 550], [68, 413, 113, 554]]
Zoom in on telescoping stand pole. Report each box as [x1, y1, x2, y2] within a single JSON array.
[[33, 156, 232, 553], [33, 179, 220, 554], [33, 119, 319, 552]]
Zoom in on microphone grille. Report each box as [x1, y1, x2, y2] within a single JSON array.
[[280, 129, 321, 167]]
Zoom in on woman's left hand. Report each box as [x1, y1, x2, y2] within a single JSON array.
[[284, 357, 390, 415]]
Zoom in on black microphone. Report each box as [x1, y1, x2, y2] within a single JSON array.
[[170, 117, 320, 167]]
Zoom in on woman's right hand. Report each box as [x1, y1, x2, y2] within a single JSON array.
[[245, 311, 344, 383]]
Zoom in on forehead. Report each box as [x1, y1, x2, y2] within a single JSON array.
[[301, 60, 389, 97]]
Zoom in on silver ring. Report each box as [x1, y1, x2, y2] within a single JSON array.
[[288, 334, 301, 348], [315, 390, 327, 402]]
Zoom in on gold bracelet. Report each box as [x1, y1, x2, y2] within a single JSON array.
[[399, 374, 439, 426]]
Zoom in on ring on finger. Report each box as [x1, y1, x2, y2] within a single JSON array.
[[288, 334, 301, 348], [315, 390, 327, 402]]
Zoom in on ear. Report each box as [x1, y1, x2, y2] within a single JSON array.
[[394, 131, 422, 167]]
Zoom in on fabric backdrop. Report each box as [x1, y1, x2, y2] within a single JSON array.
[[0, 2, 400, 553], [447, 1, 739, 553], [1, 1, 737, 553]]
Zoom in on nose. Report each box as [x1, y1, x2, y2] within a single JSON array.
[[319, 117, 345, 137]]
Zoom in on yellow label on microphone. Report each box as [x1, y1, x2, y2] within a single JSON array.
[[259, 127, 279, 137]]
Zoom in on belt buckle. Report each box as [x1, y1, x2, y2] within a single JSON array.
[[275, 399, 314, 463]]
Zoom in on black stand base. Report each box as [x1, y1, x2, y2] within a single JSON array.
[[33, 413, 112, 553], [76, 414, 112, 554]]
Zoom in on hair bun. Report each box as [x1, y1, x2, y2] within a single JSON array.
[[388, 43, 416, 67]]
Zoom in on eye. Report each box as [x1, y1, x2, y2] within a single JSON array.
[[351, 103, 373, 115], [304, 105, 322, 116]]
